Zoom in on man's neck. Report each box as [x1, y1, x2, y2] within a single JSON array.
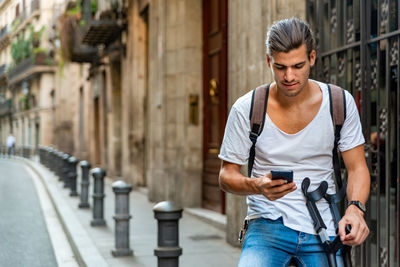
[[272, 80, 316, 108]]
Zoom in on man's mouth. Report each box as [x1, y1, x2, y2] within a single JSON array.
[[282, 82, 298, 87]]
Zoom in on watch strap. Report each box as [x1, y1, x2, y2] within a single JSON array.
[[348, 200, 366, 213]]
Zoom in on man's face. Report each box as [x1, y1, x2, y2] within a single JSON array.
[[267, 44, 316, 97]]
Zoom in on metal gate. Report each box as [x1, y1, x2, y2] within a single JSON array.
[[307, 1, 400, 266]]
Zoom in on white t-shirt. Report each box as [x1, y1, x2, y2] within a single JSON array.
[[218, 80, 365, 236], [6, 135, 15, 147]]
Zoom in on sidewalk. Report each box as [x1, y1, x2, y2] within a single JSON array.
[[21, 156, 241, 267]]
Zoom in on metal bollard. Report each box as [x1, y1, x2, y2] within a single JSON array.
[[40, 146, 45, 164], [78, 161, 91, 208], [91, 167, 106, 226], [45, 147, 53, 168], [48, 147, 55, 171], [68, 156, 79, 196], [111, 180, 133, 257], [153, 201, 183, 267], [55, 151, 63, 179], [62, 154, 70, 186]]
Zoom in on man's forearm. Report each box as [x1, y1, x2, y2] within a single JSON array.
[[346, 167, 370, 205], [219, 166, 259, 195]]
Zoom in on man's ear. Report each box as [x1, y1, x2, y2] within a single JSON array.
[[309, 50, 316, 67], [266, 54, 271, 67]]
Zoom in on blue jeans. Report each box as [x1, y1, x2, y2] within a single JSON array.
[[8, 146, 14, 157], [238, 217, 344, 267]]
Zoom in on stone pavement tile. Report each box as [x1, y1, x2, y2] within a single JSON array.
[[181, 252, 241, 267]]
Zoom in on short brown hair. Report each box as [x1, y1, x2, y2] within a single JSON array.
[[266, 18, 315, 58]]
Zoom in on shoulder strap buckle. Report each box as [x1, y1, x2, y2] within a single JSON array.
[[249, 131, 259, 143]]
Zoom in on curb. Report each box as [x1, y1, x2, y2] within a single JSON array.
[[17, 157, 109, 267]]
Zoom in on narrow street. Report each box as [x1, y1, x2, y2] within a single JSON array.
[[0, 159, 57, 267]]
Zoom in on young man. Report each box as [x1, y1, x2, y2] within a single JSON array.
[[218, 18, 370, 266]]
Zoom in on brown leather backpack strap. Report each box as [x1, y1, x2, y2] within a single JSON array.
[[248, 84, 270, 177], [327, 83, 346, 189], [249, 84, 269, 131], [328, 84, 346, 134]]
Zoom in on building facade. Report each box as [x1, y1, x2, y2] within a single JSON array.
[[3, 1, 399, 265], [0, 0, 63, 148]]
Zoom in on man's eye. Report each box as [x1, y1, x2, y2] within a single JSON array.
[[295, 64, 304, 69], [275, 66, 285, 70]]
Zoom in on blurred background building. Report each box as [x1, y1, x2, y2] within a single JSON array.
[[0, 1, 398, 266]]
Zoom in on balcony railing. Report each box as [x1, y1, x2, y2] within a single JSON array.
[[12, 0, 40, 34], [0, 64, 6, 76], [0, 64, 7, 86], [0, 99, 12, 117], [0, 25, 8, 39], [60, 15, 97, 63], [0, 25, 10, 50], [8, 52, 54, 85], [80, 0, 125, 46], [82, 19, 124, 46]]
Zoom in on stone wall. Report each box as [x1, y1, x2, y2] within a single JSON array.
[[120, 0, 148, 185], [147, 0, 203, 207], [54, 63, 85, 155], [38, 73, 55, 146]]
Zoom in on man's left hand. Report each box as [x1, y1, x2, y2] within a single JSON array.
[[338, 205, 369, 246]]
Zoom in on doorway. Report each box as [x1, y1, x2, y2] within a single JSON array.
[[202, 0, 228, 213]]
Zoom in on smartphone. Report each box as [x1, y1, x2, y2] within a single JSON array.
[[271, 169, 293, 183]]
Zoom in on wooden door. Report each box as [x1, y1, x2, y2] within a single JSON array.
[[202, 0, 228, 213], [94, 96, 100, 165]]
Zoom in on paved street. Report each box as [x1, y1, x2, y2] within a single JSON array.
[[0, 159, 58, 266]]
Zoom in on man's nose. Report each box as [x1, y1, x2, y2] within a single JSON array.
[[284, 68, 295, 81]]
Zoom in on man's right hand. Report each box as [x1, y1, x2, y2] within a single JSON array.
[[219, 161, 297, 198], [255, 172, 297, 200]]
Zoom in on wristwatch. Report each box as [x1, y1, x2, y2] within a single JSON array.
[[347, 200, 366, 213]]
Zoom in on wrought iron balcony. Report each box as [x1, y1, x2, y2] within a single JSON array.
[[0, 64, 6, 76], [81, 19, 124, 46], [0, 64, 7, 86], [12, 11, 27, 27], [0, 99, 12, 117], [0, 25, 10, 50], [80, 0, 125, 46], [60, 15, 98, 63], [0, 25, 8, 39], [14, 0, 40, 23], [8, 53, 55, 85], [71, 26, 98, 62], [11, 0, 40, 35]]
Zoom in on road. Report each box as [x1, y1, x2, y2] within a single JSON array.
[[0, 159, 58, 267]]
